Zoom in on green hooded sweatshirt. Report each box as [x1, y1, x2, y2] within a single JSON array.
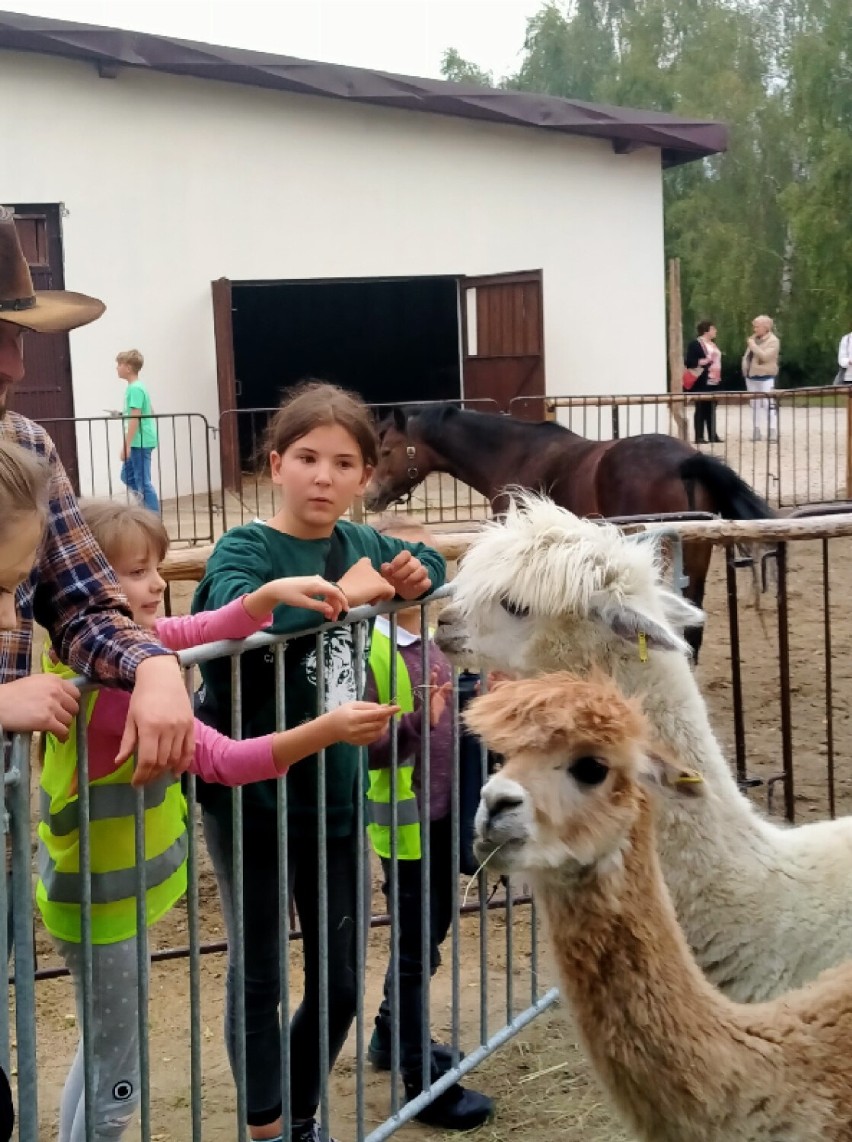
[[191, 519, 446, 838]]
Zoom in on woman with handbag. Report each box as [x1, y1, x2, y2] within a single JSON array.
[[685, 320, 723, 444]]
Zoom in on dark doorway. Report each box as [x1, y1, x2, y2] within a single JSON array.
[[8, 204, 80, 490], [223, 276, 461, 476]]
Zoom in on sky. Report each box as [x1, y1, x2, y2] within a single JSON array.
[[5, 0, 544, 81]]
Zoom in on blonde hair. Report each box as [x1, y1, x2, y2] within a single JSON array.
[[753, 315, 774, 331], [116, 349, 144, 373], [80, 498, 169, 564], [0, 439, 50, 543]]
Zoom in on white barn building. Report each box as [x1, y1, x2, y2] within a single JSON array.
[[0, 10, 725, 501]]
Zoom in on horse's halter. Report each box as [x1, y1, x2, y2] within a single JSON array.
[[398, 444, 418, 505]]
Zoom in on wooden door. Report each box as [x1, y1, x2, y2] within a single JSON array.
[[461, 270, 545, 418], [8, 206, 80, 489], [211, 277, 241, 490]]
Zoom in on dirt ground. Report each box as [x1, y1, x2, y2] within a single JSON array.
[[26, 531, 852, 1141]]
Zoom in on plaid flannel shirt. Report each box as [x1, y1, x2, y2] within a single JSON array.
[[0, 411, 170, 689]]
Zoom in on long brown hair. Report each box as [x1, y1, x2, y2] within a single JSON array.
[[261, 381, 378, 469]]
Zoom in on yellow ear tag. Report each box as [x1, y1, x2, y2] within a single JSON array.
[[637, 631, 648, 663], [675, 774, 703, 786]]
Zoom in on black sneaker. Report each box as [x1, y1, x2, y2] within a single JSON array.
[[291, 1119, 340, 1142], [368, 1028, 463, 1074], [404, 1076, 494, 1133]]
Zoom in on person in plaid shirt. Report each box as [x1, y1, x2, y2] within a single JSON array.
[[0, 206, 194, 780]]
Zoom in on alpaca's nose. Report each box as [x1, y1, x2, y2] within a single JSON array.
[[482, 789, 525, 829]]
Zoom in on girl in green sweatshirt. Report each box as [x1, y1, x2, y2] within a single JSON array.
[[192, 381, 445, 1142]]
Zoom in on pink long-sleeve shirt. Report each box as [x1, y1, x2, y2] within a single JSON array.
[[85, 597, 279, 783]]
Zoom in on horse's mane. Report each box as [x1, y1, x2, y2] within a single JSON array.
[[388, 403, 567, 442]]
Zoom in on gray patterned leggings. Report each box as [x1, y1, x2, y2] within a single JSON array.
[[56, 936, 141, 1142]]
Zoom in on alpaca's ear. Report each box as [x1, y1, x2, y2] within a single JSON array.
[[592, 600, 691, 656], [659, 589, 705, 632], [639, 748, 705, 800]]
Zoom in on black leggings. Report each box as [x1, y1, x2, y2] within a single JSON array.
[[694, 398, 718, 441], [203, 810, 359, 1128]]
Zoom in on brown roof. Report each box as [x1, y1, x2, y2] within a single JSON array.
[[0, 9, 727, 168]]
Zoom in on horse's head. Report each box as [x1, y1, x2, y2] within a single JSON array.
[[364, 407, 440, 511], [435, 493, 703, 677]]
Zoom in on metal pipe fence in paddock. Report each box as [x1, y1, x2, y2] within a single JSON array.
[[1, 590, 558, 1142], [623, 513, 852, 825], [38, 413, 217, 546], [510, 388, 852, 510], [219, 399, 499, 530]]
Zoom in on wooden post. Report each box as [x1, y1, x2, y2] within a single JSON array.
[[846, 388, 852, 499], [667, 258, 688, 442]]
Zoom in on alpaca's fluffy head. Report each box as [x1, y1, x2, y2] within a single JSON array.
[[436, 494, 704, 676], [466, 671, 703, 877]]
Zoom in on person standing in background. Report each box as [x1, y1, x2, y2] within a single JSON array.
[[117, 349, 159, 512], [836, 328, 852, 385], [742, 316, 780, 442], [685, 320, 723, 444]]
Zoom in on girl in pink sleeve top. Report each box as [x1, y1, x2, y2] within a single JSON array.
[[36, 502, 398, 1142], [37, 500, 398, 943]]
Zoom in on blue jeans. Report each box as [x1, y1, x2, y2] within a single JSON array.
[[120, 448, 159, 512]]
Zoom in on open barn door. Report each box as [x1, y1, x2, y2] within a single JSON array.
[[211, 277, 240, 490], [461, 270, 545, 418]]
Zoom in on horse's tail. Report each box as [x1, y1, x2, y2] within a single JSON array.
[[678, 452, 773, 520]]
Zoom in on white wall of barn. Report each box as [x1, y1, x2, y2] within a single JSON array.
[[2, 50, 668, 500]]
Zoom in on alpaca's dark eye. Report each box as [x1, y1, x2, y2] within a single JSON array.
[[568, 756, 610, 787], [500, 598, 530, 619]]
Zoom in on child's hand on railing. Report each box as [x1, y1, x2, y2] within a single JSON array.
[[337, 558, 396, 607], [245, 576, 350, 621], [325, 701, 400, 746], [380, 550, 432, 600]]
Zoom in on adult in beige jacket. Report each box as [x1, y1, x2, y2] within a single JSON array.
[[742, 315, 780, 441]]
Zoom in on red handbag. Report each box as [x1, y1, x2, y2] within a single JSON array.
[[682, 368, 699, 391]]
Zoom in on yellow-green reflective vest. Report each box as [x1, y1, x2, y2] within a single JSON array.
[[366, 629, 421, 860], [35, 653, 188, 945]]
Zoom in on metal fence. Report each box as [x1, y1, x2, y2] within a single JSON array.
[[41, 413, 217, 546], [37, 389, 852, 549], [1, 591, 558, 1142], [511, 388, 852, 509]]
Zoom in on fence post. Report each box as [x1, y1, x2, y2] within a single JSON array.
[[667, 258, 689, 442], [846, 389, 852, 499]]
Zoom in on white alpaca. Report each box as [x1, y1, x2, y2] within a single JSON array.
[[466, 672, 852, 1142], [437, 494, 852, 1002]]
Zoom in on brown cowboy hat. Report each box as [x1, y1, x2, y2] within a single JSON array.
[[0, 206, 105, 333]]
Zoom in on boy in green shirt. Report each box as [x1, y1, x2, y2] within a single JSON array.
[[117, 348, 159, 512]]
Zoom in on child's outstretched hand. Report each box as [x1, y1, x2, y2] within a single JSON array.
[[423, 666, 452, 727], [337, 558, 396, 608], [327, 701, 401, 746], [380, 550, 431, 600], [246, 576, 349, 621]]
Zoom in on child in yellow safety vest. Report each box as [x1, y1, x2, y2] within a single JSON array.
[[36, 499, 398, 1142], [365, 520, 494, 1133]]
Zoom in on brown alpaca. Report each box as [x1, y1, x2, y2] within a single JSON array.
[[465, 672, 852, 1142]]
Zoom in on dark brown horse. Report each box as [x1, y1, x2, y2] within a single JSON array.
[[364, 404, 773, 656]]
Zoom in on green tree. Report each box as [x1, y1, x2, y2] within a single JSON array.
[[440, 47, 494, 87], [440, 0, 850, 385]]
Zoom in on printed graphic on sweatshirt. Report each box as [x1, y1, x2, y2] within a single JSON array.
[[304, 628, 367, 711]]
